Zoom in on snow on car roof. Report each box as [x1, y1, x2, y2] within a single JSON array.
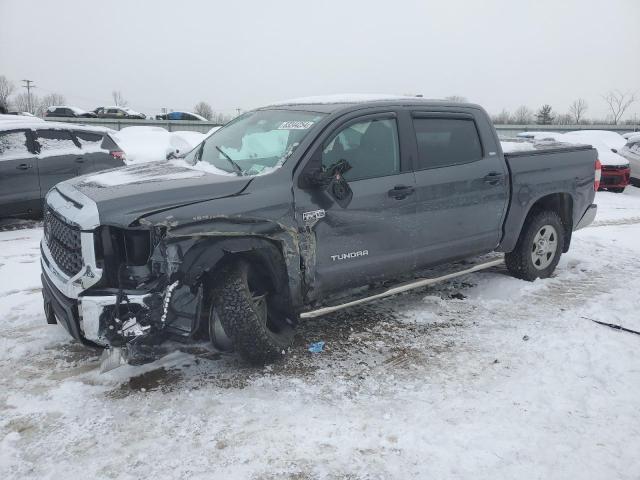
[[269, 93, 431, 106], [104, 106, 142, 115], [0, 119, 110, 133], [0, 114, 44, 123], [563, 130, 626, 150], [47, 105, 88, 115]]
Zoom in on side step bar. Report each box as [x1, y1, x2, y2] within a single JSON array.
[[300, 257, 504, 319]]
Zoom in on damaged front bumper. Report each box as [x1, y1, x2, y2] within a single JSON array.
[[41, 238, 194, 371]]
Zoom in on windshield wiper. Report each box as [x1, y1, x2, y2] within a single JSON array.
[[215, 146, 243, 175]]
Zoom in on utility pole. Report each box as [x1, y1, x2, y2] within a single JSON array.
[[22, 79, 35, 114]]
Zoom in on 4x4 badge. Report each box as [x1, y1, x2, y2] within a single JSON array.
[[302, 209, 326, 225]]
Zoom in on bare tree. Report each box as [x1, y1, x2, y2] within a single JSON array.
[[568, 98, 588, 124], [445, 95, 468, 103], [0, 75, 15, 110], [193, 101, 213, 120], [602, 90, 636, 125], [512, 106, 533, 124], [112, 90, 128, 107], [36, 93, 67, 116], [491, 109, 512, 125], [12, 92, 41, 114], [553, 113, 574, 125]]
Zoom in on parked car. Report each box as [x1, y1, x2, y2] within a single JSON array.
[[619, 137, 640, 186], [561, 131, 630, 193], [0, 120, 126, 218], [94, 106, 146, 119], [155, 111, 208, 121], [516, 130, 630, 193], [40, 97, 598, 369], [622, 131, 640, 140], [516, 131, 562, 141], [45, 106, 97, 118], [7, 111, 37, 117]]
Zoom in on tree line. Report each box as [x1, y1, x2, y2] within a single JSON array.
[[446, 94, 637, 126], [483, 92, 636, 126]]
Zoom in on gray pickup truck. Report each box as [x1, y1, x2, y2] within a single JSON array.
[[40, 98, 598, 367]]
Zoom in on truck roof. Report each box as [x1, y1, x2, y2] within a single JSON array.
[[263, 94, 482, 113]]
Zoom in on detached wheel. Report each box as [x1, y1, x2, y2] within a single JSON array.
[[505, 210, 564, 281], [212, 259, 294, 364]]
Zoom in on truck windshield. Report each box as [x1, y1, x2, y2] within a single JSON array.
[[187, 109, 325, 175]]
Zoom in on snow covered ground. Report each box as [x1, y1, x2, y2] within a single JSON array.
[[2, 189, 640, 479]]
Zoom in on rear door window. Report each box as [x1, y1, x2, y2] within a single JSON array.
[[73, 131, 103, 149], [412, 117, 483, 169], [36, 129, 80, 155], [0, 130, 32, 160]]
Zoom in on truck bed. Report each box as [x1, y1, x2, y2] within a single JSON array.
[[499, 144, 597, 252]]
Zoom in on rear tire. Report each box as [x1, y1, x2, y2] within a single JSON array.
[[212, 259, 294, 364], [607, 187, 625, 193], [505, 210, 565, 281]]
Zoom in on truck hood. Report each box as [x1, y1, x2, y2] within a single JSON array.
[[65, 162, 251, 227]]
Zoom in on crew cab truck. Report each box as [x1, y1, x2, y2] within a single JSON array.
[[40, 97, 598, 367]]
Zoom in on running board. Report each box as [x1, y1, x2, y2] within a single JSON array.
[[300, 257, 504, 319]]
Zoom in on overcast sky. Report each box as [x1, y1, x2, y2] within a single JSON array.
[[1, 0, 639, 120]]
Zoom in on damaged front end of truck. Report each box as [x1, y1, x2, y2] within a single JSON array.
[[41, 172, 302, 372]]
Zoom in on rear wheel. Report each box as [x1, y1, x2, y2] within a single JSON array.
[[607, 187, 625, 193], [212, 259, 294, 364], [505, 210, 565, 281]]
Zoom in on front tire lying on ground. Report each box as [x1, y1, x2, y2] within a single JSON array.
[[212, 259, 295, 364], [505, 210, 565, 281]]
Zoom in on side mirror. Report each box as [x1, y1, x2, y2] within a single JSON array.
[[303, 167, 331, 187], [166, 147, 181, 160], [303, 158, 352, 188]]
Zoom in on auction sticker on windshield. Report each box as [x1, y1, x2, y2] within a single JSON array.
[[278, 121, 314, 130]]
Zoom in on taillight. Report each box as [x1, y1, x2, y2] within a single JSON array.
[[594, 159, 602, 191], [110, 150, 126, 162]]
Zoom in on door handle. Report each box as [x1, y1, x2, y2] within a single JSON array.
[[75, 158, 85, 163], [484, 172, 504, 185], [16, 163, 32, 170], [388, 185, 415, 199]]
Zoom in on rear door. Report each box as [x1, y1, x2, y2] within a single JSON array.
[[294, 111, 417, 298], [71, 130, 105, 173], [410, 113, 509, 267], [0, 129, 41, 217], [35, 128, 84, 193]]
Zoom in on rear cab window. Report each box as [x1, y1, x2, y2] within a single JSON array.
[[0, 130, 32, 160], [35, 129, 80, 156], [412, 117, 483, 170]]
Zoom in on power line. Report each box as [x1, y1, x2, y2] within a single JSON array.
[[21, 79, 35, 114]]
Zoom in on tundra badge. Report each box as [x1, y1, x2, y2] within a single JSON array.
[[331, 250, 369, 261]]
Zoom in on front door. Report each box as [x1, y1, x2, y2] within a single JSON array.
[[35, 128, 84, 194], [0, 129, 40, 217], [295, 113, 417, 299]]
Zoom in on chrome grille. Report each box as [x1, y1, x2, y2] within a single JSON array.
[[44, 208, 83, 277]]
